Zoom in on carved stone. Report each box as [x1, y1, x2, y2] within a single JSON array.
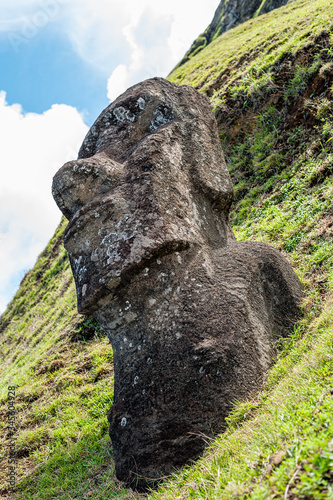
[[52, 77, 303, 490]]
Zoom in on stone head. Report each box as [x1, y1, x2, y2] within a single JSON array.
[[52, 78, 234, 313]]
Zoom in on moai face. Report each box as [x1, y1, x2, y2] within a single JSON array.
[[52, 78, 234, 313]]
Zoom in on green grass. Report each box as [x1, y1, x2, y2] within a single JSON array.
[[1, 0, 333, 498], [149, 304, 333, 499], [170, 0, 333, 106]]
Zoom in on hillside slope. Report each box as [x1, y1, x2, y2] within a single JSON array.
[[176, 0, 296, 67], [1, 0, 333, 498]]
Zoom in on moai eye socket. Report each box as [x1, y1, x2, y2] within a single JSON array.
[[149, 103, 175, 132]]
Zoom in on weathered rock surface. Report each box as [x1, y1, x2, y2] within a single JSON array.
[[52, 77, 303, 490], [177, 0, 296, 67]]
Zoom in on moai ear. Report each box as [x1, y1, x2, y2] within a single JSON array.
[[190, 122, 234, 212], [170, 83, 234, 214]]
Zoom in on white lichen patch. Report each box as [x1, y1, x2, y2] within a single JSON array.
[[149, 105, 174, 131], [113, 106, 136, 123], [137, 97, 145, 110]]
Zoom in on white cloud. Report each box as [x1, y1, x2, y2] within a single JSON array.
[[54, 0, 218, 100], [107, 64, 130, 103], [105, 0, 218, 100], [0, 91, 88, 312], [0, 0, 218, 73], [106, 5, 173, 100], [0, 0, 218, 96]]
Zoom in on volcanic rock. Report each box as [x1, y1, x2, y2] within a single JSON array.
[[52, 77, 303, 490]]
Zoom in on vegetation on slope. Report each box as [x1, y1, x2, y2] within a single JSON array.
[[176, 0, 294, 67], [1, 0, 333, 498]]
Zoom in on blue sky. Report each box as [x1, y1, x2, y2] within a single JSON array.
[[1, 27, 109, 121], [0, 0, 218, 313]]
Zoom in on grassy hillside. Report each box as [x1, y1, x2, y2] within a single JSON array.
[[1, 0, 333, 498], [176, 0, 295, 67]]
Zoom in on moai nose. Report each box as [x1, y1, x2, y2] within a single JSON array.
[[52, 152, 125, 220]]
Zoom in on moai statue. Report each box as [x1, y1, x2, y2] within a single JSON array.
[[52, 78, 303, 490]]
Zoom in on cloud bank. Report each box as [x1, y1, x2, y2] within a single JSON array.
[[68, 0, 218, 100], [0, 91, 88, 312], [0, 0, 217, 98]]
